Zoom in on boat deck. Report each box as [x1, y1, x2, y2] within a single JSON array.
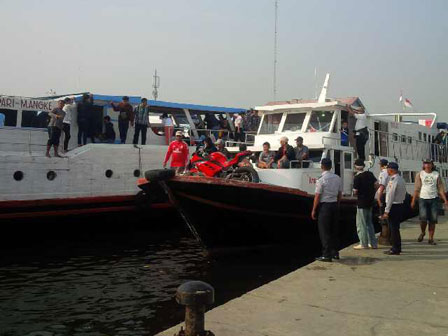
[[158, 216, 448, 336]]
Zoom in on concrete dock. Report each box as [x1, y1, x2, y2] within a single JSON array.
[[158, 217, 448, 336]]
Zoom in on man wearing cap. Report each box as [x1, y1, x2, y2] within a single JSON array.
[[274, 136, 295, 169], [215, 139, 230, 159], [352, 159, 378, 249], [294, 136, 309, 168], [111, 96, 134, 144], [163, 131, 189, 174], [311, 158, 343, 262], [382, 162, 406, 255], [376, 158, 390, 244], [411, 160, 448, 245]]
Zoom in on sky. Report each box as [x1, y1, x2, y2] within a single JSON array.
[[0, 0, 447, 117]]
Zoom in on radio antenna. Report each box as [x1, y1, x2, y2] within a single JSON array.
[[273, 0, 278, 102], [152, 69, 160, 101]]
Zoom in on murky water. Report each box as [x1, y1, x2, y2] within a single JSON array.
[[0, 216, 313, 336]]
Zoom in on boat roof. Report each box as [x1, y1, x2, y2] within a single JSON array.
[[255, 97, 364, 112]]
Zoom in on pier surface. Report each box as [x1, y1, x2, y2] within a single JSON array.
[[158, 217, 448, 336]]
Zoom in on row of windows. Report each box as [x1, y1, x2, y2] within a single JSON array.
[[0, 109, 49, 128], [259, 111, 336, 135], [392, 132, 436, 144]]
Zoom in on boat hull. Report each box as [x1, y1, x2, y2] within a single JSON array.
[[163, 176, 361, 248]]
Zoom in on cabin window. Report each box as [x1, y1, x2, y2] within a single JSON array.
[[309, 150, 324, 163], [407, 136, 412, 144], [411, 171, 416, 183], [344, 152, 352, 169], [402, 171, 411, 183], [21, 111, 49, 128], [423, 133, 427, 141], [392, 133, 398, 142], [306, 111, 334, 133], [259, 113, 283, 134], [418, 132, 422, 140], [0, 109, 18, 127], [282, 113, 306, 132], [401, 135, 406, 143]]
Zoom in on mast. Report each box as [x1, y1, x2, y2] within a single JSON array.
[[273, 0, 278, 102], [152, 69, 160, 101]]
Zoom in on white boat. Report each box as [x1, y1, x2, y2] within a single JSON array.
[[0, 94, 245, 219]]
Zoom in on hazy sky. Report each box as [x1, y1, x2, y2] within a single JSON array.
[[1, 0, 447, 117]]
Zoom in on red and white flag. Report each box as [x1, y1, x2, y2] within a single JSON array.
[[404, 98, 413, 108]]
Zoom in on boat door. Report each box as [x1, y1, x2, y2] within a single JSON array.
[[333, 150, 353, 195]]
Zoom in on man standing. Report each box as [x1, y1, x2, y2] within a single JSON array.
[[46, 100, 66, 158], [340, 120, 349, 146], [311, 158, 343, 262], [274, 136, 295, 169], [133, 98, 150, 145], [111, 96, 134, 144], [411, 160, 448, 245], [382, 162, 406, 255], [62, 97, 76, 152], [234, 113, 244, 142], [352, 159, 378, 249], [163, 130, 189, 175], [376, 159, 390, 244], [294, 136, 309, 168], [77, 93, 93, 146], [347, 105, 368, 160]]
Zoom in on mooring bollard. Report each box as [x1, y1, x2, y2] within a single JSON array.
[[175, 280, 215, 336]]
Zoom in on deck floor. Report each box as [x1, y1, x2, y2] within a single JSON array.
[[158, 216, 448, 336]]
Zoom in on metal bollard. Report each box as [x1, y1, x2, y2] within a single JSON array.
[[175, 281, 215, 336]]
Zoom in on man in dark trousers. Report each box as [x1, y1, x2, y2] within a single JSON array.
[[382, 162, 406, 255], [133, 98, 150, 145], [311, 158, 343, 262], [77, 93, 93, 146], [111, 96, 134, 144]]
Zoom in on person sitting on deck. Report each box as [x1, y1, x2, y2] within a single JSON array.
[[341, 120, 349, 146], [274, 136, 295, 169], [294, 136, 309, 168], [258, 142, 274, 169], [203, 137, 218, 155], [163, 130, 189, 175], [100, 116, 116, 143], [215, 139, 230, 158]]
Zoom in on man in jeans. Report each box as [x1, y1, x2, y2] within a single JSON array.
[[45, 100, 66, 158], [133, 98, 150, 145], [411, 159, 448, 245], [352, 159, 378, 249], [111, 96, 134, 144]]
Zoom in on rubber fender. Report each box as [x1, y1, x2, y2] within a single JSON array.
[[144, 168, 175, 182]]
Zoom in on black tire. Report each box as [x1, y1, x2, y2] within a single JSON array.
[[231, 166, 260, 183], [144, 169, 175, 182]]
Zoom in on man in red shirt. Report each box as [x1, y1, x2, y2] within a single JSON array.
[[163, 131, 189, 174]]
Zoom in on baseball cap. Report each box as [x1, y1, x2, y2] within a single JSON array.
[[379, 159, 388, 166], [423, 158, 433, 164], [175, 130, 183, 136], [387, 162, 399, 170]]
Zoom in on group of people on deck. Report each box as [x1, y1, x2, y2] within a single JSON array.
[[257, 136, 309, 169], [312, 156, 448, 262]]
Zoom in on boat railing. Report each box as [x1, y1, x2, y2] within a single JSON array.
[[369, 129, 447, 163], [289, 160, 313, 169]]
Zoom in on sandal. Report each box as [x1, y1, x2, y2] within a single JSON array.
[[428, 239, 437, 245], [417, 233, 425, 242]]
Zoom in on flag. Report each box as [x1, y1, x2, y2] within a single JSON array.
[[399, 92, 403, 102], [404, 98, 413, 108]]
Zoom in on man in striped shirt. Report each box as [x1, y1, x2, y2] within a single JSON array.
[[133, 98, 151, 145]]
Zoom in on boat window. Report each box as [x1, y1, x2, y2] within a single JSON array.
[[259, 113, 283, 134], [344, 152, 352, 169], [423, 133, 427, 141], [401, 135, 406, 143], [392, 133, 398, 142], [407, 136, 412, 144], [418, 132, 422, 140], [411, 171, 416, 183], [402, 171, 411, 183], [21, 111, 49, 128], [309, 150, 324, 163], [0, 109, 18, 127], [282, 113, 306, 132], [306, 111, 334, 132]]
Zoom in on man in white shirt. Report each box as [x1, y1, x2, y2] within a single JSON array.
[[234, 113, 244, 142], [348, 105, 369, 160], [62, 97, 76, 152]]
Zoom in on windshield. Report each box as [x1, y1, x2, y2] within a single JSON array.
[[259, 113, 282, 134], [283, 112, 306, 132], [306, 111, 334, 132]]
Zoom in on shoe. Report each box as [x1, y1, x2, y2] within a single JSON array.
[[353, 244, 368, 250], [315, 256, 332, 262], [417, 233, 425, 242], [384, 250, 400, 255], [428, 239, 437, 245], [368, 244, 378, 249]]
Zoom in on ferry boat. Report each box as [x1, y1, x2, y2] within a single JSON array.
[[0, 94, 245, 220], [140, 75, 447, 247]]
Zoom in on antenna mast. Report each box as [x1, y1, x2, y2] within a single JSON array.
[[152, 69, 160, 101], [273, 0, 278, 102]]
